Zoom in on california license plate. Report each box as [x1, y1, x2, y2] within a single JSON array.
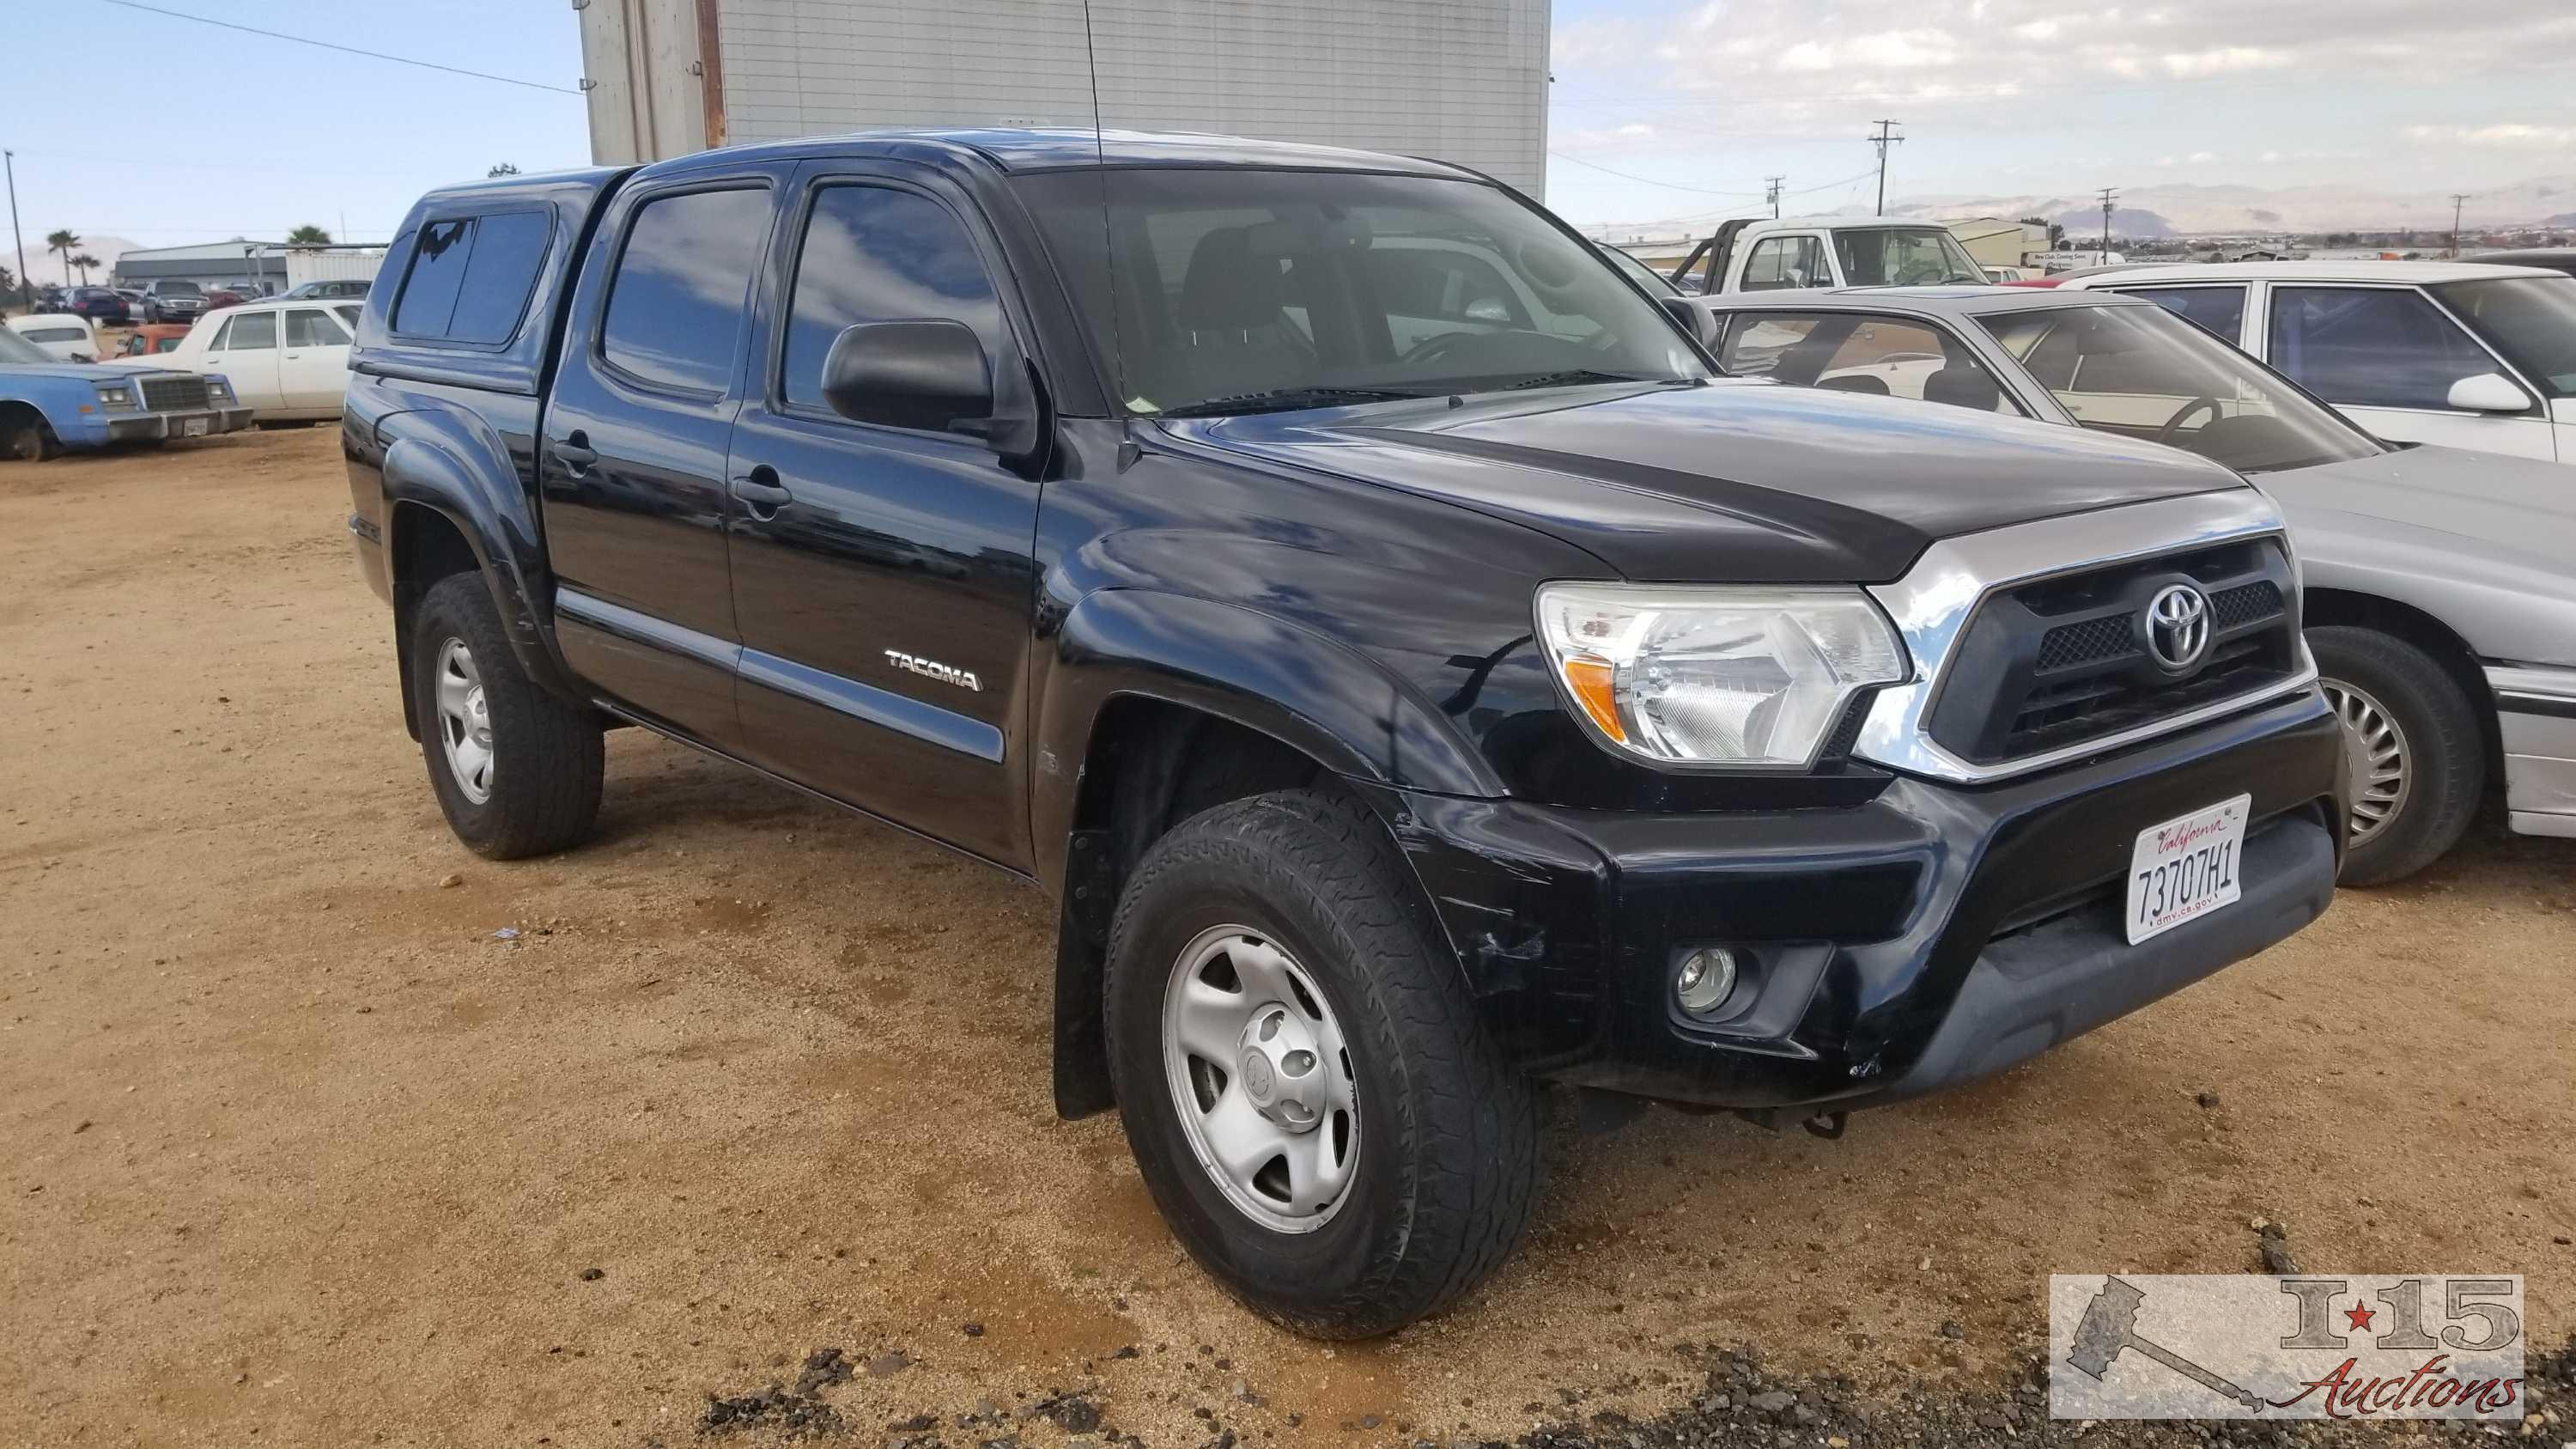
[[181, 417, 210, 437], [2125, 795, 2249, 945]]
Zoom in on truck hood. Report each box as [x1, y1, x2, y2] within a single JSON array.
[[1171, 378, 2246, 581]]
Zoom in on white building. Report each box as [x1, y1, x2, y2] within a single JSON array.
[[112, 241, 385, 295], [575, 0, 1550, 197]]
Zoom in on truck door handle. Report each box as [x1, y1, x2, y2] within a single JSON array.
[[730, 466, 793, 515], [554, 432, 598, 474]]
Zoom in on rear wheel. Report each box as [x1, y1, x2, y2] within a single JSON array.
[[2308, 625, 2482, 886], [1104, 789, 1538, 1338], [410, 574, 604, 859]]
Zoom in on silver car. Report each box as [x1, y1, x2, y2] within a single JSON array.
[[1695, 284, 2576, 883]]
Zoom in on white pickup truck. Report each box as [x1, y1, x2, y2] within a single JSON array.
[[1667, 216, 1990, 295]]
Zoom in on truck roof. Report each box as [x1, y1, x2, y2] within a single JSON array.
[[641, 126, 1486, 182]]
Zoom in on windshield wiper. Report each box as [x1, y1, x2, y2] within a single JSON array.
[[1157, 387, 1429, 418], [1500, 368, 1673, 391]]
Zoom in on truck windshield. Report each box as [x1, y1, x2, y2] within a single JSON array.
[[1834, 228, 1985, 287], [159, 281, 203, 295], [1979, 301, 2380, 474], [1013, 167, 1709, 417], [2433, 276, 2576, 398]]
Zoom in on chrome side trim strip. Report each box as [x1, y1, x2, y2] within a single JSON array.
[[555, 586, 740, 672], [1854, 490, 2318, 784], [738, 648, 1006, 763]]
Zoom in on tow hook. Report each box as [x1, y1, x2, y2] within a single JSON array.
[[1801, 1110, 1849, 1141]]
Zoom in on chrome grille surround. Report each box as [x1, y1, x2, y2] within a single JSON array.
[[1852, 490, 2322, 784]]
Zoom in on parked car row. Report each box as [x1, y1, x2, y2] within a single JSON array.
[[1687, 279, 2576, 879]]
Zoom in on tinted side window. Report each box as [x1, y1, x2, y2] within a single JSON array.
[[393, 219, 473, 336], [780, 185, 1002, 413], [447, 210, 552, 344], [603, 187, 770, 395], [2123, 285, 2245, 341], [2268, 286, 2502, 411], [225, 312, 278, 350]]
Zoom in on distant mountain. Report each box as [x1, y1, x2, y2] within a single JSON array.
[[1880, 177, 2576, 237], [17, 235, 144, 287]]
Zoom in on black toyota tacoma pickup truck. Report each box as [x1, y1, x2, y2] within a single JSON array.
[[345, 129, 2345, 1337]]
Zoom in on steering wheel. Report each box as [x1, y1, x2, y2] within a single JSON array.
[[1399, 331, 1480, 368], [2156, 396, 2223, 445]]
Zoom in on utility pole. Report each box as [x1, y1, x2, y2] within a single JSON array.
[[1867, 121, 1904, 216], [2096, 187, 2119, 265], [2450, 192, 2470, 255], [1765, 175, 1785, 219], [4, 149, 28, 314]]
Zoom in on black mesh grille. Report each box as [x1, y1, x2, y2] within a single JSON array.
[[141, 375, 210, 412], [2211, 581, 2282, 630], [2035, 614, 2135, 672], [1925, 539, 2300, 764]]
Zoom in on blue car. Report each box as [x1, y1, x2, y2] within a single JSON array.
[[1, 322, 251, 460]]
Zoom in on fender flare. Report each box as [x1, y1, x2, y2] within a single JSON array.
[[380, 431, 585, 704], [1030, 587, 1505, 892]]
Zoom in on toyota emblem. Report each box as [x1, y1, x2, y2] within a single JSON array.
[[2144, 584, 2212, 671]]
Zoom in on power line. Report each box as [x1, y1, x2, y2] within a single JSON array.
[[89, 0, 583, 95], [1549, 152, 1766, 197]]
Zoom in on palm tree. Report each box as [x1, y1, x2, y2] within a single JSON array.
[[284, 224, 332, 248], [70, 253, 100, 285], [45, 228, 80, 287]]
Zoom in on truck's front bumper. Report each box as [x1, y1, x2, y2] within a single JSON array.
[[1377, 690, 2347, 1112], [100, 407, 253, 443]]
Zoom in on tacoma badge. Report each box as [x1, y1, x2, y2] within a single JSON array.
[[884, 649, 982, 692]]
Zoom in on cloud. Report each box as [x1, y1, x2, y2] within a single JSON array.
[[2404, 122, 2576, 148], [2160, 46, 2293, 76]]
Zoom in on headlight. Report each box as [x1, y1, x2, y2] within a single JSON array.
[[92, 381, 137, 410], [1535, 582, 1909, 768]]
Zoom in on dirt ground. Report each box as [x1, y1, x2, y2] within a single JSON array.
[[3, 429, 2572, 1448]]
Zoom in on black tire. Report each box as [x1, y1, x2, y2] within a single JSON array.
[[410, 573, 604, 859], [2309, 625, 2483, 886], [1103, 789, 1538, 1338], [3, 414, 58, 462]]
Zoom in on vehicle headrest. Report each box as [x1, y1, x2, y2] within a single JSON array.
[[1178, 227, 1285, 332], [1923, 362, 2002, 412]]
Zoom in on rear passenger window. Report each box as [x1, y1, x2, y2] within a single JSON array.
[[780, 185, 1003, 413], [390, 210, 552, 344], [224, 312, 278, 350], [2120, 285, 2245, 342], [393, 220, 473, 336], [285, 308, 349, 347], [603, 187, 770, 395]]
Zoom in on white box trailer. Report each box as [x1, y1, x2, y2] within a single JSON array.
[[574, 0, 1550, 198], [284, 248, 385, 289]]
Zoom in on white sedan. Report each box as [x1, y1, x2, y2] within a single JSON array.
[[2055, 260, 2576, 465], [152, 299, 355, 422], [6, 312, 101, 362]]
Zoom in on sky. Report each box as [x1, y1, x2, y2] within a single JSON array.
[[1545, 0, 2576, 229], [3, 0, 2570, 283]]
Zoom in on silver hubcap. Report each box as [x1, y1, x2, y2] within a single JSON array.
[[1162, 926, 1360, 1233], [434, 638, 495, 805], [2323, 678, 2409, 847]]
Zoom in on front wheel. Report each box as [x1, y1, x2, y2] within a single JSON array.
[[2309, 625, 2483, 886], [410, 573, 604, 859], [1104, 790, 1538, 1338]]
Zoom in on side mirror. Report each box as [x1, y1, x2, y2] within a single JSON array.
[[821, 320, 1041, 458], [2446, 371, 2530, 414], [1659, 295, 1711, 344]]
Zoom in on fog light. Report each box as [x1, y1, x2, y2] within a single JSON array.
[[1674, 947, 1739, 1015]]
